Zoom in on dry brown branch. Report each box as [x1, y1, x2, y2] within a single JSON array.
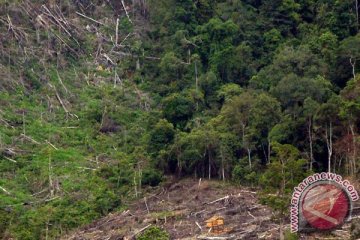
[[115, 18, 119, 46], [125, 224, 152, 239], [20, 133, 41, 144], [4, 156, 17, 163], [77, 167, 98, 171], [197, 235, 236, 240], [111, 50, 160, 60], [46, 140, 59, 150], [102, 53, 115, 65], [76, 11, 105, 26], [4, 148, 17, 156], [50, 30, 79, 57], [41, 5, 72, 37], [192, 209, 206, 216], [121, 0, 133, 23], [0, 15, 28, 43], [206, 195, 229, 205], [56, 70, 69, 94], [55, 91, 69, 113], [195, 221, 202, 231], [32, 188, 48, 197], [48, 83, 78, 119], [0, 186, 11, 195], [119, 32, 132, 46], [0, 118, 14, 129]]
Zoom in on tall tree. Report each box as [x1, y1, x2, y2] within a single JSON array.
[[303, 97, 320, 170], [339, 33, 360, 81], [339, 76, 360, 175], [315, 96, 341, 172], [221, 92, 255, 168]]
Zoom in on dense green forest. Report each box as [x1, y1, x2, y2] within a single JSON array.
[[0, 0, 359, 239]]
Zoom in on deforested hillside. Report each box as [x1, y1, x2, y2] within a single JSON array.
[[0, 1, 159, 239], [0, 0, 360, 239]]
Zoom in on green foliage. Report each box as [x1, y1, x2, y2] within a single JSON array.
[[232, 159, 258, 186], [284, 229, 299, 240], [260, 142, 310, 216], [339, 34, 360, 60], [216, 83, 243, 103], [162, 93, 195, 128], [250, 46, 328, 91], [141, 168, 163, 187], [149, 119, 175, 155], [137, 226, 170, 240]]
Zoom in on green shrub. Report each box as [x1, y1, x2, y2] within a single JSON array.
[[284, 229, 298, 240], [232, 159, 258, 186], [137, 226, 170, 240], [141, 169, 163, 187]]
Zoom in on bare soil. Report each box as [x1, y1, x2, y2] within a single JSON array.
[[63, 178, 280, 240]]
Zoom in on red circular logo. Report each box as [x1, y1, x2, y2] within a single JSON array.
[[301, 184, 350, 230]]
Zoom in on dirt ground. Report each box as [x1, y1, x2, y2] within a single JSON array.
[[63, 178, 360, 240], [63, 178, 280, 240]]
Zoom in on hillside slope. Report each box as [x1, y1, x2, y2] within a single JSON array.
[[63, 178, 280, 240], [63, 178, 360, 240], [1, 0, 360, 239]]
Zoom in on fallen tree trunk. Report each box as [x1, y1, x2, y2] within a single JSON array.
[[197, 235, 236, 240]]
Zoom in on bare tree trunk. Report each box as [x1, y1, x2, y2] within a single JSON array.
[[349, 123, 357, 175], [177, 147, 181, 177], [136, 58, 140, 70], [49, 155, 54, 197], [350, 57, 356, 81], [195, 61, 198, 111], [133, 173, 138, 197], [279, 219, 284, 240], [247, 148, 252, 169], [208, 148, 211, 180], [220, 147, 225, 181], [308, 117, 314, 171], [115, 18, 119, 46], [356, 0, 359, 31], [325, 122, 333, 173], [281, 161, 285, 194], [241, 123, 251, 169], [36, 26, 40, 43], [138, 164, 142, 194], [46, 221, 49, 240], [268, 137, 271, 164], [195, 62, 198, 92], [188, 49, 191, 64], [22, 111, 26, 136], [121, 0, 132, 23], [262, 143, 268, 163]]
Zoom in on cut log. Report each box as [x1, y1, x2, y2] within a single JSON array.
[[206, 195, 229, 205], [4, 156, 17, 163], [196, 221, 202, 231], [0, 186, 11, 195], [121, 0, 132, 23], [75, 12, 105, 26], [197, 235, 236, 240], [20, 133, 40, 144], [127, 224, 152, 239]]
